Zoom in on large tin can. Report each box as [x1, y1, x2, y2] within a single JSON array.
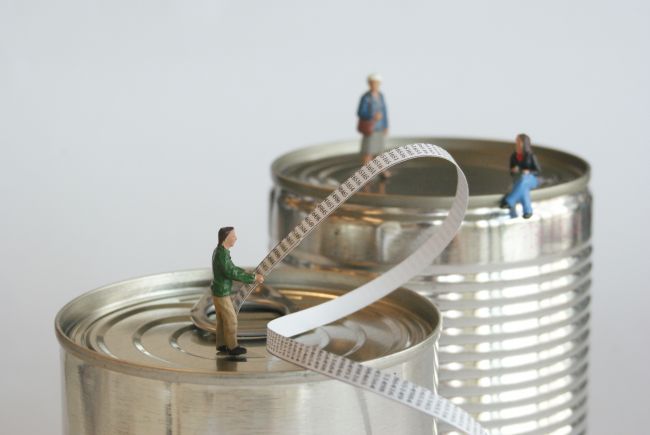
[[56, 267, 441, 435], [269, 137, 591, 434]]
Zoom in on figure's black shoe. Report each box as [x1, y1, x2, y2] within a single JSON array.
[[499, 198, 510, 209], [228, 346, 247, 356], [217, 345, 228, 353], [523, 213, 533, 219]]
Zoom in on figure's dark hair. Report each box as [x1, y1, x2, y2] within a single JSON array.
[[218, 227, 234, 245], [517, 133, 532, 154]]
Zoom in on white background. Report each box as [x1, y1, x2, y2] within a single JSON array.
[[1, 1, 648, 433]]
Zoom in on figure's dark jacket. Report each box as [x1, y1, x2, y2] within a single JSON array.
[[510, 151, 541, 173]]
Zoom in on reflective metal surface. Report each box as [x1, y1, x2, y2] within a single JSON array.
[[269, 137, 591, 435], [56, 267, 440, 435]]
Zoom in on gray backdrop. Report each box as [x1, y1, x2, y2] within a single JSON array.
[[1, 1, 648, 433]]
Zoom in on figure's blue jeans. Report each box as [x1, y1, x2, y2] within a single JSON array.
[[505, 173, 538, 217]]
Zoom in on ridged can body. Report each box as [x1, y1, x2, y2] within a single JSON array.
[[269, 137, 591, 434], [56, 267, 441, 435]]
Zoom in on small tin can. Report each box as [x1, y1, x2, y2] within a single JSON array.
[[269, 137, 591, 434], [56, 267, 441, 435]]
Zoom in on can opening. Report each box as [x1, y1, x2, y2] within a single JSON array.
[[272, 137, 589, 207], [191, 283, 297, 340], [204, 295, 292, 340], [285, 151, 567, 196]]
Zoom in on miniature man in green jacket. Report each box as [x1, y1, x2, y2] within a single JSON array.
[[212, 226, 264, 356]]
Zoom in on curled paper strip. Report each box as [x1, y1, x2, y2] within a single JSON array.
[[193, 143, 486, 435]]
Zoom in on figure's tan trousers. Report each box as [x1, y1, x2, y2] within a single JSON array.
[[213, 296, 238, 349]]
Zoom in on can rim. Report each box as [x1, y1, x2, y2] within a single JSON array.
[[55, 268, 441, 384], [271, 136, 591, 208]]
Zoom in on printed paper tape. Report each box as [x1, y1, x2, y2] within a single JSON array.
[[193, 143, 486, 435]]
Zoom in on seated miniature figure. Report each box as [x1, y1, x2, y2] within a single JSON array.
[[357, 73, 390, 176], [500, 133, 542, 219], [211, 226, 264, 356]]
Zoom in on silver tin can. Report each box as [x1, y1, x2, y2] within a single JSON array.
[[269, 137, 591, 434], [56, 267, 441, 435]]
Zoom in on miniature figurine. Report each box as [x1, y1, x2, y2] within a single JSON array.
[[357, 73, 389, 173], [500, 133, 542, 219], [211, 226, 264, 356]]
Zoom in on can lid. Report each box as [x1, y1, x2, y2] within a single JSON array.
[[55, 268, 439, 382], [272, 137, 590, 208]]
